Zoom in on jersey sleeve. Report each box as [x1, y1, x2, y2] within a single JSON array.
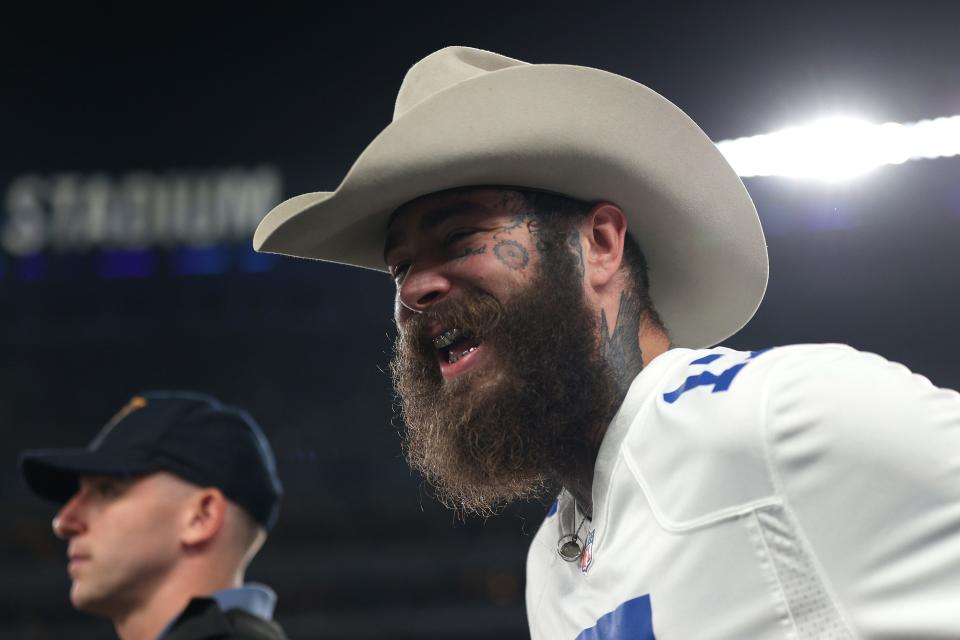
[[764, 347, 960, 637]]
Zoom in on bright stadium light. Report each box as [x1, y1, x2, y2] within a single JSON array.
[[716, 114, 960, 181]]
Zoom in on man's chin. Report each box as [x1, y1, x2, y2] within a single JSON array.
[[427, 465, 547, 516], [70, 582, 106, 615]]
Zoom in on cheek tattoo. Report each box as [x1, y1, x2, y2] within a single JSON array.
[[566, 227, 585, 280], [494, 240, 530, 270], [493, 218, 526, 239], [488, 206, 539, 271], [454, 245, 488, 262]]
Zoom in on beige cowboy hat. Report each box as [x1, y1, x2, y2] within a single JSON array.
[[254, 46, 767, 348]]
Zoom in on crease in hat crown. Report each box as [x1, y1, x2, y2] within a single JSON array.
[[393, 47, 526, 120]]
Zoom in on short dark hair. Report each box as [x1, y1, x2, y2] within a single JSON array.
[[516, 189, 665, 332]]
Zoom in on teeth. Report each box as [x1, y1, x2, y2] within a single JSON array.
[[448, 345, 479, 364], [432, 328, 461, 350]]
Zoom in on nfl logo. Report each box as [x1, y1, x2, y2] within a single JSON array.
[[580, 529, 595, 573]]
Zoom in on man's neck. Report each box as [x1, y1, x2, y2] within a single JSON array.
[[598, 289, 646, 401], [564, 316, 670, 517], [565, 480, 595, 520], [113, 588, 189, 640], [113, 567, 242, 640]]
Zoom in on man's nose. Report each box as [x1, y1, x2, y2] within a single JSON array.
[[396, 264, 452, 318], [52, 493, 87, 539]]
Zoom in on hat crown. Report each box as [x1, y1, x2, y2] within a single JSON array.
[[393, 46, 527, 121]]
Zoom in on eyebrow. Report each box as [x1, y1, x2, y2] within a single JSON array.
[[383, 201, 491, 262]]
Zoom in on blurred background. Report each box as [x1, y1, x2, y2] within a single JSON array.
[[3, 2, 958, 638]]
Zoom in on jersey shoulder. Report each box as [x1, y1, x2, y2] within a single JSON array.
[[620, 344, 859, 530], [762, 343, 960, 496]]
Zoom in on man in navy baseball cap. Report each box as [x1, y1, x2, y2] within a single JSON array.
[[20, 391, 287, 640]]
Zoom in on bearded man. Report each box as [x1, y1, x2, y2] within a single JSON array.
[[254, 47, 960, 639]]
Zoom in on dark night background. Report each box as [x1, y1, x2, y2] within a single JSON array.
[[2, 2, 958, 638]]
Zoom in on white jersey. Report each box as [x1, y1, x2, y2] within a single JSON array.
[[526, 345, 960, 639]]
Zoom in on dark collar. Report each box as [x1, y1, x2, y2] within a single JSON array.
[[162, 597, 286, 640]]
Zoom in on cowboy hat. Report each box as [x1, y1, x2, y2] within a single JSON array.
[[253, 46, 767, 348]]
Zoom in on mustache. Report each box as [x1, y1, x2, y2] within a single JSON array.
[[397, 290, 506, 356]]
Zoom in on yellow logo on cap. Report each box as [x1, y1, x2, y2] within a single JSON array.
[[107, 396, 148, 427]]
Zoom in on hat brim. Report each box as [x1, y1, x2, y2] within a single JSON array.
[[253, 63, 767, 348], [20, 449, 156, 504]]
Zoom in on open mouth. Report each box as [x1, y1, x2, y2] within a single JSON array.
[[432, 328, 482, 364]]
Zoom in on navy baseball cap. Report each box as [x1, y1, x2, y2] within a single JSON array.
[[19, 391, 283, 531]]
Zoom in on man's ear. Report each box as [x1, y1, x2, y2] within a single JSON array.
[[582, 202, 628, 292], [180, 487, 227, 548]]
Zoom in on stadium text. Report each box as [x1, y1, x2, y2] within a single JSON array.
[[1, 166, 282, 256]]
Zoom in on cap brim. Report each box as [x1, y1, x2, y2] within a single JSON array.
[[19, 449, 155, 504], [253, 63, 767, 348]]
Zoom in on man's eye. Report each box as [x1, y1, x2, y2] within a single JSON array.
[[94, 481, 120, 497], [445, 229, 477, 244]]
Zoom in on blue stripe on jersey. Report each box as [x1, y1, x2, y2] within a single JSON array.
[[690, 353, 724, 365], [574, 594, 655, 640], [547, 499, 559, 517], [663, 349, 771, 404]]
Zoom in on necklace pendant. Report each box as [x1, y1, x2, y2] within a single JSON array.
[[557, 533, 583, 562]]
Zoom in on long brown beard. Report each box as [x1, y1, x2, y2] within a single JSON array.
[[390, 243, 622, 516]]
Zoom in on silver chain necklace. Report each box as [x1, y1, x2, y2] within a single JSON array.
[[557, 495, 588, 562]]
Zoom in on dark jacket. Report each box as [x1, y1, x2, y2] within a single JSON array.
[[163, 597, 288, 640]]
